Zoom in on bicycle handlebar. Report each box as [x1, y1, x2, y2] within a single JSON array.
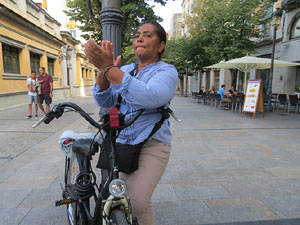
[[32, 102, 145, 131]]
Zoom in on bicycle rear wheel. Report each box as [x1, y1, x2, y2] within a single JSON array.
[[110, 209, 130, 225], [66, 155, 88, 225]]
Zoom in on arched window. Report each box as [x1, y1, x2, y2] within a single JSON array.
[[291, 14, 300, 39]]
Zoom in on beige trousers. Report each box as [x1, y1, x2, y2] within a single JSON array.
[[120, 138, 171, 225]]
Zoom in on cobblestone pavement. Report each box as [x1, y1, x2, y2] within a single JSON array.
[[1, 95, 300, 225]]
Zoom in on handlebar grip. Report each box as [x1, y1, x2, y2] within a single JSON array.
[[43, 114, 55, 124], [32, 104, 64, 128], [32, 116, 46, 128]]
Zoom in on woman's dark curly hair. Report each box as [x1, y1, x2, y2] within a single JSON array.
[[138, 21, 167, 59]]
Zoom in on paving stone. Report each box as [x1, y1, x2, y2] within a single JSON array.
[[18, 206, 69, 225], [220, 180, 278, 198], [153, 200, 216, 225], [265, 166, 300, 179], [201, 218, 294, 225], [173, 183, 230, 200], [1, 96, 300, 224], [0, 208, 30, 225], [152, 184, 178, 202], [264, 177, 300, 196], [0, 189, 31, 208], [262, 195, 300, 218], [204, 198, 279, 220], [209, 205, 267, 223], [0, 175, 57, 190], [18, 187, 62, 208]]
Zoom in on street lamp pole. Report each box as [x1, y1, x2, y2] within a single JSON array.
[[99, 0, 123, 184], [267, 10, 280, 112], [99, 0, 123, 57], [185, 68, 188, 97]]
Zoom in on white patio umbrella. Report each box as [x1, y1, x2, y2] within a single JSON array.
[[205, 56, 300, 91]]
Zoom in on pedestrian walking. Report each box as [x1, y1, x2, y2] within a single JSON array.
[[26, 71, 39, 119], [37, 67, 53, 114]]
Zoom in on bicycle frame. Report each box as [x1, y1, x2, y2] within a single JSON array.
[[70, 132, 134, 225], [33, 102, 177, 225], [33, 102, 141, 225]]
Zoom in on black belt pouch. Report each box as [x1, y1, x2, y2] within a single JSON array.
[[96, 138, 144, 174]]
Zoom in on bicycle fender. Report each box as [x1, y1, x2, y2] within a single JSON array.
[[102, 195, 132, 225]]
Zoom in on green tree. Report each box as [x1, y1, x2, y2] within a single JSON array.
[[65, 0, 172, 62], [163, 37, 189, 75], [189, 0, 273, 66]]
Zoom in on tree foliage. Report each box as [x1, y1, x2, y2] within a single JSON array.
[[163, 37, 211, 75], [65, 0, 171, 61], [187, 0, 273, 67], [279, 0, 300, 13]]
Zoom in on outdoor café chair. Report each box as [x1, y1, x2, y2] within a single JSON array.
[[201, 92, 207, 104], [272, 93, 279, 109], [231, 94, 238, 111], [195, 92, 203, 104], [288, 95, 299, 113], [214, 93, 221, 108], [237, 94, 245, 112], [278, 94, 288, 112], [207, 93, 214, 106]]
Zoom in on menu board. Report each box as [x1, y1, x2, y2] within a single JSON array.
[[243, 80, 261, 112]]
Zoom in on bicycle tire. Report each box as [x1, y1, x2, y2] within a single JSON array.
[[66, 155, 87, 225], [110, 209, 129, 225]]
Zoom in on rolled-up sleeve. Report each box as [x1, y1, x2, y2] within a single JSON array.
[[118, 64, 178, 109], [92, 84, 117, 108]]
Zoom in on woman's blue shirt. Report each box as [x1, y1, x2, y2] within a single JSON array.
[[92, 61, 178, 144]]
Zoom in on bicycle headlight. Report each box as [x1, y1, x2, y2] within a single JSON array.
[[109, 178, 127, 198]]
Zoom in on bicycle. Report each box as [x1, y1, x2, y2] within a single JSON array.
[[32, 102, 178, 225]]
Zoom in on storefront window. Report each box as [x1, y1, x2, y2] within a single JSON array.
[[30, 52, 40, 73], [2, 44, 20, 73], [47, 57, 54, 76], [291, 16, 300, 39]]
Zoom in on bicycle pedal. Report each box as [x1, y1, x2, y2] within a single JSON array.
[[55, 198, 73, 206]]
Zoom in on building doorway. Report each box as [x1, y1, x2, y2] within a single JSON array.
[[214, 70, 220, 90], [256, 69, 269, 95], [295, 66, 300, 92], [67, 68, 70, 86], [205, 72, 210, 91], [231, 69, 238, 90]]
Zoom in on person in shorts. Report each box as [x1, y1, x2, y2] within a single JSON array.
[[26, 71, 38, 119], [37, 67, 53, 114]]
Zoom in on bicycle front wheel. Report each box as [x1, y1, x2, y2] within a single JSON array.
[[110, 209, 130, 225]]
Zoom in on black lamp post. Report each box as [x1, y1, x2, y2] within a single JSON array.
[[98, 0, 123, 184], [267, 10, 280, 112], [99, 0, 123, 57], [185, 68, 188, 97]]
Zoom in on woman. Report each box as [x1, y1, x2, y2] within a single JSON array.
[[84, 22, 178, 225], [208, 86, 216, 94], [229, 85, 238, 96]]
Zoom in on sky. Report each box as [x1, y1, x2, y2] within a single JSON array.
[[149, 0, 183, 32]]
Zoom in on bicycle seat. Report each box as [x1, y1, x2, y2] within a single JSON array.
[[72, 138, 98, 156]]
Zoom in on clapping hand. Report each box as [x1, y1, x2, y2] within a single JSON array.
[[84, 39, 121, 70]]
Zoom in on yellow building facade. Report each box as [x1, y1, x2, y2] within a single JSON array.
[[0, 0, 96, 108]]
